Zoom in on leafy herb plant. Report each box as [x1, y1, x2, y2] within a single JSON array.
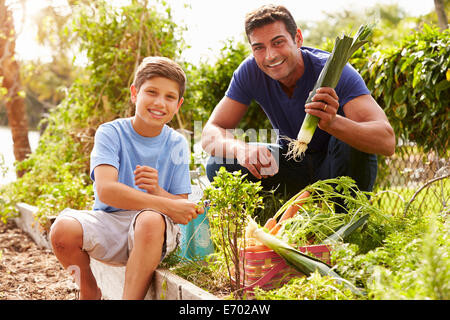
[[204, 167, 263, 298]]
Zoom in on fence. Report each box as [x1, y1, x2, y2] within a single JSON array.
[[373, 143, 449, 215]]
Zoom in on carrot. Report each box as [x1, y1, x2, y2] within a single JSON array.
[[269, 191, 311, 236], [278, 191, 310, 223], [263, 218, 277, 230], [269, 223, 282, 235]]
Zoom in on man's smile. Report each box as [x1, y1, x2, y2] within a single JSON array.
[[266, 59, 285, 68]]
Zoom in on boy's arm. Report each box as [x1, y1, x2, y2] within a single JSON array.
[[94, 164, 200, 225], [133, 165, 188, 200]]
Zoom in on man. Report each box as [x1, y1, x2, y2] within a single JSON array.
[[201, 4, 395, 199]]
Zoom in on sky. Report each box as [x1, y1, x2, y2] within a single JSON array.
[[10, 0, 436, 64]]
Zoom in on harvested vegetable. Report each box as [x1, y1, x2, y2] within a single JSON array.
[[245, 219, 362, 295], [280, 211, 345, 245], [285, 24, 375, 160], [278, 191, 310, 223], [263, 217, 277, 230], [324, 213, 369, 244], [267, 191, 310, 235]]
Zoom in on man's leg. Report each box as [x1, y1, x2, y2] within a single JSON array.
[[206, 156, 255, 182], [323, 136, 378, 192], [122, 210, 165, 300], [50, 218, 101, 300], [316, 136, 378, 212], [206, 144, 318, 199]]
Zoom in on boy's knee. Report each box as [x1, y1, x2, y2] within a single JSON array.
[[50, 218, 83, 252], [134, 211, 165, 243]]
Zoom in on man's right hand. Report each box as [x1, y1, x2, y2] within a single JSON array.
[[235, 144, 279, 179]]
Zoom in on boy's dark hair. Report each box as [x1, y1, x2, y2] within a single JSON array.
[[132, 56, 186, 99], [244, 5, 297, 42]]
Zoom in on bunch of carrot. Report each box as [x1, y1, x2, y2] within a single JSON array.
[[244, 190, 310, 252]]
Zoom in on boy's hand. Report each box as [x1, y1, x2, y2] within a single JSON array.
[[168, 198, 205, 225], [134, 165, 161, 195]]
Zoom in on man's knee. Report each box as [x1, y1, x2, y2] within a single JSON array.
[[50, 218, 83, 252], [206, 155, 260, 183]]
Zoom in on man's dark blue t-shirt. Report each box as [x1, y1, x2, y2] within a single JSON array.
[[225, 47, 370, 151]]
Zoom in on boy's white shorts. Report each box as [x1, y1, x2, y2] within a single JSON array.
[[50, 208, 181, 266]]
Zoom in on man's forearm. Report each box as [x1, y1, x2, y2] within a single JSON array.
[[326, 115, 395, 156], [201, 123, 246, 159]]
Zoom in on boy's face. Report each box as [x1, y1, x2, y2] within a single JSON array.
[[130, 76, 183, 137]]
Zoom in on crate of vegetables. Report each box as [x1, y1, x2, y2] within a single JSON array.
[[238, 243, 332, 293], [237, 188, 369, 295]]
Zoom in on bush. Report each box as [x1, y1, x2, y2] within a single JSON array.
[[183, 39, 271, 131], [351, 24, 450, 157]]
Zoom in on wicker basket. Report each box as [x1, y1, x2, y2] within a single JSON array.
[[236, 244, 332, 295]]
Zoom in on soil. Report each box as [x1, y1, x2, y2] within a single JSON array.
[[0, 220, 77, 300]]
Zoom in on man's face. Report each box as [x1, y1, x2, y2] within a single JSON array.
[[248, 21, 303, 85], [131, 76, 183, 137]]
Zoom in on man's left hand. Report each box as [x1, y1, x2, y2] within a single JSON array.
[[304, 87, 339, 131]]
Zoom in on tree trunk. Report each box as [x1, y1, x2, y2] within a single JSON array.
[[0, 0, 31, 177], [434, 0, 449, 30]]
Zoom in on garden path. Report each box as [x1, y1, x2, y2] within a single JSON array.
[[0, 220, 77, 300]]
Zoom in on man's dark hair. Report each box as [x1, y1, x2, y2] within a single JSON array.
[[244, 5, 297, 42]]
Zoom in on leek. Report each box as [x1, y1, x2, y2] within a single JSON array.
[[324, 213, 369, 244], [246, 219, 364, 295], [285, 24, 375, 161]]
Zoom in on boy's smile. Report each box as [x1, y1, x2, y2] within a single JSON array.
[[130, 76, 183, 137]]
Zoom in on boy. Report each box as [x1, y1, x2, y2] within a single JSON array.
[[49, 56, 203, 300]]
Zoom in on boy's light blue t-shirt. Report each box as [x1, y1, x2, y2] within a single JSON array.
[[90, 118, 192, 212]]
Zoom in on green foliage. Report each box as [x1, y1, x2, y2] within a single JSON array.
[[182, 40, 271, 131], [300, 3, 414, 49], [204, 167, 264, 297], [253, 270, 358, 300], [20, 59, 80, 130], [333, 211, 449, 300], [253, 177, 449, 300], [275, 177, 385, 247], [351, 24, 450, 157]]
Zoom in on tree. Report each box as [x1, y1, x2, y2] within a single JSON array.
[[22, 1, 86, 131], [434, 0, 449, 30], [0, 0, 31, 177], [298, 4, 412, 49]]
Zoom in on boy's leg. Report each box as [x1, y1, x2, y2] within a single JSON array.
[[123, 210, 165, 300], [50, 218, 101, 300]]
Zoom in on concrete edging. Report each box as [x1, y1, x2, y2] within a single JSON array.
[[14, 202, 219, 300]]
